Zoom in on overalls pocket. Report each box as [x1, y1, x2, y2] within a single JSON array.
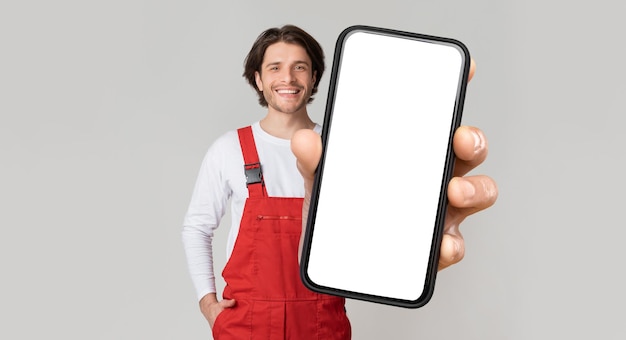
[[252, 214, 303, 298]]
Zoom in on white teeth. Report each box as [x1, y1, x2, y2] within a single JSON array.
[[277, 89, 298, 94]]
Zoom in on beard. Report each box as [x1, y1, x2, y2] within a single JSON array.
[[264, 85, 312, 114]]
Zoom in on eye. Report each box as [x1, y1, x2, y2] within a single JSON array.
[[295, 65, 307, 71]]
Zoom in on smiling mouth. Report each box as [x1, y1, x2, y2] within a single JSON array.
[[276, 89, 301, 94]]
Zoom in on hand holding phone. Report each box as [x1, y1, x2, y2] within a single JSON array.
[[300, 26, 471, 308]]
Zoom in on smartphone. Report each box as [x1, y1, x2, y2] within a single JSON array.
[[300, 25, 471, 308]]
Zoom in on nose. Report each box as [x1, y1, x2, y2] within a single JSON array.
[[280, 68, 296, 83]]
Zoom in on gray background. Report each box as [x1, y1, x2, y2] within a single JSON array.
[[1, 0, 624, 339]]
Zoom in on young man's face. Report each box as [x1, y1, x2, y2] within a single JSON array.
[[255, 42, 316, 116]]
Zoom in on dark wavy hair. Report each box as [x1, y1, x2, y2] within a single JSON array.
[[243, 25, 325, 107]]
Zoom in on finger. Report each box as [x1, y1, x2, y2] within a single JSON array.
[[452, 126, 488, 177], [438, 233, 465, 271], [291, 129, 322, 184], [447, 175, 498, 212], [219, 299, 236, 308], [468, 58, 476, 82]]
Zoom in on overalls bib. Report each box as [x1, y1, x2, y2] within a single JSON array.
[[211, 126, 351, 340]]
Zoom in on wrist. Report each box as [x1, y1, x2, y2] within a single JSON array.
[[199, 293, 218, 307]]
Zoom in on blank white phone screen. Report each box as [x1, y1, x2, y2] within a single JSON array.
[[307, 31, 465, 301]]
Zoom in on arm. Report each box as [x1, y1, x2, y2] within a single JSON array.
[[183, 226, 235, 326], [182, 136, 237, 326]]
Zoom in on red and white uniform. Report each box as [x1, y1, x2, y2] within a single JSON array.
[[183, 123, 351, 339]]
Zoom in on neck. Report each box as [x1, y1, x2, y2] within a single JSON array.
[[259, 109, 315, 140]]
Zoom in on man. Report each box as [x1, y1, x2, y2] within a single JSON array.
[[182, 25, 497, 339]]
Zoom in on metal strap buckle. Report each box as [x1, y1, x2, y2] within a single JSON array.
[[244, 162, 263, 186]]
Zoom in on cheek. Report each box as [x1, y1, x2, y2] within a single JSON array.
[[261, 76, 277, 90], [301, 75, 314, 87]]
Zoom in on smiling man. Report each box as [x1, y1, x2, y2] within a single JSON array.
[[255, 42, 314, 115], [182, 24, 497, 339]]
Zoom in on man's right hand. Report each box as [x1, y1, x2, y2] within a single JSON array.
[[199, 293, 236, 328]]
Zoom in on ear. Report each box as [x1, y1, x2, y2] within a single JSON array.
[[255, 71, 263, 91], [311, 70, 317, 86]]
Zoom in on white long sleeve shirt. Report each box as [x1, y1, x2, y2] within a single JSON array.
[[182, 121, 322, 300]]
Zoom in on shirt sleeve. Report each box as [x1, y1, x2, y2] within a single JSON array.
[[181, 135, 232, 301]]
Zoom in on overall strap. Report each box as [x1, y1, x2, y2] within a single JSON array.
[[237, 126, 268, 198]]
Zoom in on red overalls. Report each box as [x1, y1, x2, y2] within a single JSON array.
[[211, 126, 351, 340]]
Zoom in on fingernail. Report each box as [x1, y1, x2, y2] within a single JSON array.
[[461, 179, 475, 203], [448, 240, 460, 263], [472, 130, 483, 153]]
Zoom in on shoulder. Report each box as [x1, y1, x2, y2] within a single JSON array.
[[211, 129, 238, 149], [199, 128, 246, 171], [206, 128, 244, 156]]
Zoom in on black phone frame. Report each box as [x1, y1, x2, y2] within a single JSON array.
[[300, 25, 471, 309]]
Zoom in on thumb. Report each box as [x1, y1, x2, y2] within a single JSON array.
[[291, 128, 323, 261], [220, 299, 236, 308], [291, 129, 322, 184]]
